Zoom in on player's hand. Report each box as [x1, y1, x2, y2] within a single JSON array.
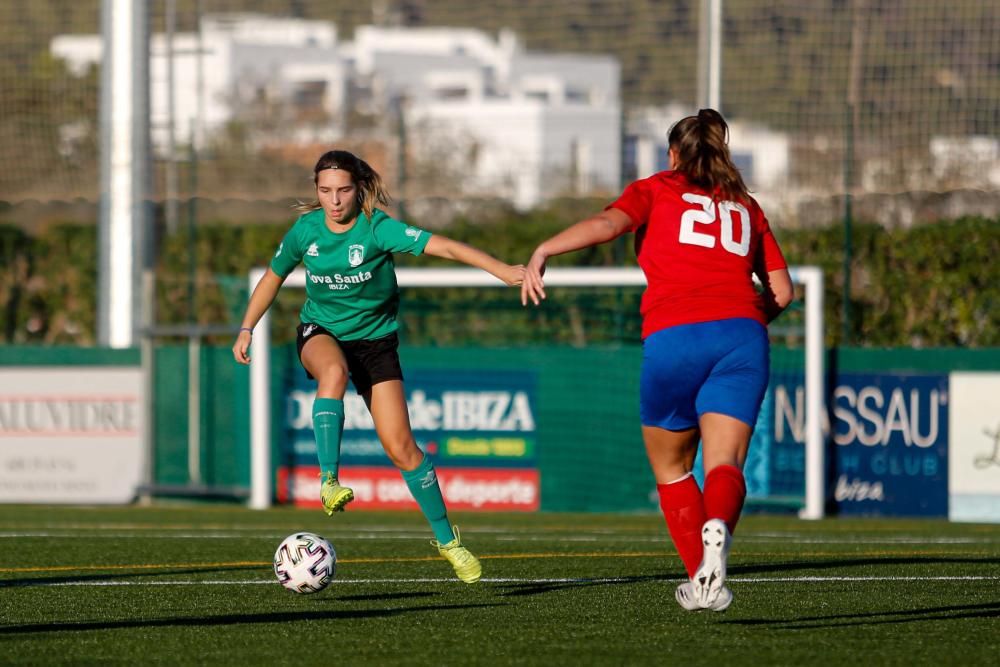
[[521, 249, 548, 306], [500, 263, 526, 287], [233, 330, 253, 364]]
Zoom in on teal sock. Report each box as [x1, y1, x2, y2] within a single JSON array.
[[401, 455, 455, 544], [313, 398, 345, 477]]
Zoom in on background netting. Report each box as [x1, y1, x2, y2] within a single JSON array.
[[3, 1, 998, 221]]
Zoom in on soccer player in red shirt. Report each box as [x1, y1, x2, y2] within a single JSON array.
[[521, 109, 793, 611]]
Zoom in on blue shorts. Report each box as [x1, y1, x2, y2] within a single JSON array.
[[640, 318, 769, 430]]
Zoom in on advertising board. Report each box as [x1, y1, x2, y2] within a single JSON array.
[[279, 368, 539, 511], [0, 367, 144, 503]]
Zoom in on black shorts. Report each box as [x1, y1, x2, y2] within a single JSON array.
[[295, 323, 404, 395]]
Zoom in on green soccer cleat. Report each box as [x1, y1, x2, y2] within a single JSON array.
[[319, 471, 354, 516], [432, 526, 482, 584]]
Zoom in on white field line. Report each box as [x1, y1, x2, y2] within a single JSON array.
[[8, 575, 1000, 588], [0, 532, 427, 540], [4, 522, 997, 538], [0, 531, 996, 545], [497, 535, 997, 545]]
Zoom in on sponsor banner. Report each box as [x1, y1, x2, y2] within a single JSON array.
[[692, 385, 775, 499], [277, 465, 540, 511], [744, 385, 775, 498], [285, 368, 537, 468], [774, 372, 949, 517], [0, 367, 144, 504], [948, 372, 1000, 523], [766, 368, 810, 501]]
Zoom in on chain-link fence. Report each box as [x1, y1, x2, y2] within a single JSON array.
[[1, 1, 997, 344], [4, 1, 998, 220]]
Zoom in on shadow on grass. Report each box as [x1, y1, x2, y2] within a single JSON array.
[[0, 602, 504, 635], [722, 601, 1000, 629], [335, 591, 438, 602], [0, 564, 266, 589], [482, 554, 1000, 600], [728, 555, 999, 577], [495, 575, 663, 597]]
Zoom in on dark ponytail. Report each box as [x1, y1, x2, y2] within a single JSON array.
[[667, 108, 749, 202]]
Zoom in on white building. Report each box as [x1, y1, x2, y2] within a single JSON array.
[[52, 14, 347, 151], [348, 26, 620, 208], [51, 15, 621, 209], [929, 136, 1000, 189]]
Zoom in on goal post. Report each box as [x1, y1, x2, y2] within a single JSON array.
[[248, 266, 824, 518], [792, 265, 825, 520]]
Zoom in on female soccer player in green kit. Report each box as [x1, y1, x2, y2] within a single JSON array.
[[233, 150, 524, 583]]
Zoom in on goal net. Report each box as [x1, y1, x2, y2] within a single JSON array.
[[247, 266, 824, 518]]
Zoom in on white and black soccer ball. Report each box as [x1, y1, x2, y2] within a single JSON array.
[[273, 532, 337, 594]]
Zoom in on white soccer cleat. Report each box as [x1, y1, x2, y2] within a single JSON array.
[[675, 581, 701, 611], [710, 584, 733, 611], [675, 581, 733, 612], [692, 518, 732, 608]]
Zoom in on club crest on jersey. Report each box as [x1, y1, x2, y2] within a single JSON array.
[[306, 243, 319, 257], [348, 244, 365, 267]]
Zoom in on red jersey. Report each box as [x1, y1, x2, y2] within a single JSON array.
[[608, 170, 787, 339]]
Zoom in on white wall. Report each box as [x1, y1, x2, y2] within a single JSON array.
[[409, 101, 546, 208], [201, 13, 337, 48], [410, 100, 620, 210]]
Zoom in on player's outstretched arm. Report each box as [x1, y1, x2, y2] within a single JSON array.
[[423, 235, 525, 287], [521, 208, 633, 306], [232, 268, 286, 364]]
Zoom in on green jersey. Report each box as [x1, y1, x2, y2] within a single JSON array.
[[270, 208, 431, 341]]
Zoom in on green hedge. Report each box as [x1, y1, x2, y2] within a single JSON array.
[[3, 212, 998, 347], [777, 217, 999, 346]]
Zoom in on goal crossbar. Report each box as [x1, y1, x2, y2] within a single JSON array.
[[247, 266, 825, 519]]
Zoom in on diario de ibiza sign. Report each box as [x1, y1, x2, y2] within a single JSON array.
[[281, 368, 539, 511]]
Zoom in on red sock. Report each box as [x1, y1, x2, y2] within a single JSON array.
[[657, 474, 706, 578], [703, 465, 747, 534]]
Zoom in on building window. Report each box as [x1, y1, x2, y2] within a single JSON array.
[[622, 135, 638, 182], [656, 145, 670, 172], [434, 86, 468, 100], [293, 81, 327, 117], [732, 152, 754, 182]]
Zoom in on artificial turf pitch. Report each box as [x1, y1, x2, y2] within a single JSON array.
[[1, 505, 998, 665]]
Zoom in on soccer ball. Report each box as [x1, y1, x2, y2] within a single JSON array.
[[273, 532, 337, 594]]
